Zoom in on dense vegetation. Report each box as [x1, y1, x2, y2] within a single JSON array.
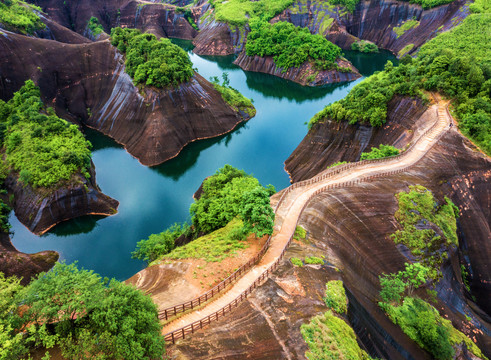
[[0, 0, 45, 34], [0, 81, 92, 188], [324, 280, 347, 314], [134, 165, 275, 264], [391, 185, 459, 279], [360, 144, 400, 160], [210, 73, 256, 117], [246, 20, 343, 71], [327, 0, 360, 13], [401, 0, 455, 9], [87, 16, 104, 36], [110, 27, 194, 88], [351, 40, 378, 53], [309, 14, 491, 155], [176, 7, 199, 30], [209, 0, 293, 26], [0, 263, 165, 359]]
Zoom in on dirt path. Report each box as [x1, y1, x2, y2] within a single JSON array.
[[162, 97, 451, 338]]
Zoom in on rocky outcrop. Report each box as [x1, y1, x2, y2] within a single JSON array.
[[170, 121, 491, 359], [0, 232, 58, 284], [0, 32, 253, 166], [233, 52, 361, 86], [5, 162, 118, 235], [275, 0, 469, 56], [285, 95, 428, 182]]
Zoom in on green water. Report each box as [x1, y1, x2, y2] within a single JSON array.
[[10, 44, 396, 280]]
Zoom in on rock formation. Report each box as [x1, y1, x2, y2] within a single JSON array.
[[233, 53, 361, 86]]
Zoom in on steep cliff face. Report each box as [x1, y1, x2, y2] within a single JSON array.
[[0, 32, 252, 166], [0, 233, 58, 284], [275, 0, 468, 56], [170, 126, 491, 359], [5, 163, 118, 235], [285, 95, 428, 182], [31, 0, 197, 40], [233, 52, 361, 86]]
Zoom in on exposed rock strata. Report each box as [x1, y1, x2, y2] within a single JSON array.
[[0, 32, 252, 166], [170, 126, 491, 359], [0, 232, 58, 284], [285, 95, 428, 182], [275, 0, 468, 56], [233, 52, 361, 86], [5, 163, 119, 235]]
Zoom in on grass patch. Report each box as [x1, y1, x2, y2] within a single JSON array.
[[0, 0, 45, 34], [301, 310, 373, 359], [327, 161, 348, 169], [210, 0, 293, 26], [397, 43, 415, 57], [391, 185, 459, 280], [324, 280, 347, 314], [360, 144, 400, 160], [305, 256, 324, 265], [162, 218, 248, 263], [291, 257, 304, 267], [293, 225, 307, 241], [393, 19, 420, 38]]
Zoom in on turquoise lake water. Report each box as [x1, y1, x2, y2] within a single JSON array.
[[10, 44, 397, 280]]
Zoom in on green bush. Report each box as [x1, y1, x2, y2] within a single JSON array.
[[327, 0, 360, 12], [301, 310, 372, 359], [210, 0, 293, 26], [0, 0, 45, 34], [0, 81, 92, 188], [110, 27, 194, 88], [308, 14, 491, 155], [246, 20, 343, 72], [360, 144, 400, 160], [291, 257, 303, 267], [351, 40, 379, 53], [293, 225, 307, 240], [87, 16, 104, 36], [324, 280, 347, 314], [402, 0, 455, 9], [132, 223, 188, 263], [305, 256, 324, 265], [210, 73, 255, 117]]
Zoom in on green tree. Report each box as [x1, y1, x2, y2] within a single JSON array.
[[240, 186, 275, 237]]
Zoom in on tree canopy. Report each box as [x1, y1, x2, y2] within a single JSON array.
[[110, 27, 194, 88], [0, 0, 45, 35]]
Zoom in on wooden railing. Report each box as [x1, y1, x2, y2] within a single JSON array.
[[163, 101, 450, 343]]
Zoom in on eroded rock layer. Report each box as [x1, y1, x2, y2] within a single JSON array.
[[285, 95, 428, 182], [233, 53, 361, 86], [5, 163, 119, 235], [0, 31, 251, 166], [170, 128, 491, 359]]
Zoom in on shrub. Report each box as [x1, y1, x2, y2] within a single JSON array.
[[351, 40, 379, 53], [210, 0, 293, 26], [293, 225, 307, 240], [87, 16, 104, 35], [210, 73, 255, 116], [324, 280, 347, 314], [305, 256, 324, 265], [291, 257, 303, 267], [0, 0, 45, 34], [360, 144, 400, 160], [110, 27, 194, 88], [0, 81, 92, 188]]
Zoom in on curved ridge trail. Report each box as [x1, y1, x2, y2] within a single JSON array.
[[161, 96, 451, 343]]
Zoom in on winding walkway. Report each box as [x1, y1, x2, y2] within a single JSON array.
[[162, 96, 451, 343]]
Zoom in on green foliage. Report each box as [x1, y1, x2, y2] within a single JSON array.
[[379, 262, 430, 303], [324, 280, 347, 314], [360, 144, 400, 160], [305, 256, 324, 265], [246, 20, 342, 71], [469, 0, 491, 13], [240, 186, 275, 237], [397, 43, 415, 57], [87, 16, 104, 36], [210, 0, 293, 26], [190, 165, 274, 236], [162, 218, 248, 263], [351, 40, 378, 53], [0, 0, 45, 34], [390, 186, 459, 279], [290, 257, 303, 267], [327, 0, 360, 12], [132, 223, 189, 263], [0, 200, 11, 233], [393, 19, 420, 38], [2, 263, 165, 359], [327, 161, 348, 169], [110, 27, 194, 88], [309, 14, 491, 155], [293, 225, 307, 240], [400, 0, 455, 9], [210, 74, 256, 116], [0, 81, 92, 188], [460, 264, 471, 292], [301, 310, 372, 360], [176, 7, 199, 30]]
